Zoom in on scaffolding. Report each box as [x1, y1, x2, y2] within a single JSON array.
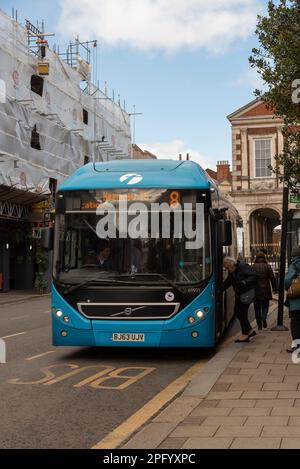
[[0, 9, 132, 196]]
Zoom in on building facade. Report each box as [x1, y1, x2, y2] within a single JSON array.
[[228, 98, 284, 257], [206, 160, 232, 194], [132, 144, 157, 160], [0, 10, 132, 291]]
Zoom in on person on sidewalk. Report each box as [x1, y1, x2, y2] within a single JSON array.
[[285, 246, 300, 354], [222, 257, 258, 343], [252, 252, 277, 330]]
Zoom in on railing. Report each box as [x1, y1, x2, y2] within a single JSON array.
[[250, 243, 281, 257], [242, 255, 287, 286]]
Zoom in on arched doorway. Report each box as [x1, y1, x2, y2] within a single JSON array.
[[249, 208, 281, 257]]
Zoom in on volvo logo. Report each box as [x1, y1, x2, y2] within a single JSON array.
[[120, 173, 143, 185], [111, 306, 145, 317]]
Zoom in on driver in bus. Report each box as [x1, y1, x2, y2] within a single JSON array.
[[88, 239, 113, 270]]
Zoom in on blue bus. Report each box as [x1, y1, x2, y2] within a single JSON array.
[[48, 159, 239, 348]]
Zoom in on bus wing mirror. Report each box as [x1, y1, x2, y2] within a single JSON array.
[[41, 227, 54, 250], [217, 220, 232, 247]]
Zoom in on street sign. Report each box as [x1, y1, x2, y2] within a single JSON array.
[[289, 193, 300, 210]]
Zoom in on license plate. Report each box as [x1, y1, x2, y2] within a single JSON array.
[[112, 333, 145, 342]]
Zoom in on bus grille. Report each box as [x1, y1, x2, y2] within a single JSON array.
[[77, 303, 181, 320]]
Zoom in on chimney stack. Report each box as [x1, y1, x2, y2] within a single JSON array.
[[216, 160, 230, 181]]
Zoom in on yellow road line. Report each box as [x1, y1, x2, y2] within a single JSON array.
[[25, 350, 56, 361], [1, 332, 27, 340], [91, 358, 206, 450]]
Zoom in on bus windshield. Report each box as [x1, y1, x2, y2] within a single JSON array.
[[53, 189, 211, 286]]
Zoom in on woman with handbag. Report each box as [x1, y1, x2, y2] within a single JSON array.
[[222, 257, 258, 343], [252, 252, 278, 330], [285, 246, 300, 354]]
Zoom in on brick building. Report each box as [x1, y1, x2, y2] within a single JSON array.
[[206, 161, 232, 194]]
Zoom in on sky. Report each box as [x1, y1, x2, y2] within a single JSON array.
[[2, 0, 268, 169]]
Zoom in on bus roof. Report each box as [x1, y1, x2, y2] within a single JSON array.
[[59, 159, 214, 191]]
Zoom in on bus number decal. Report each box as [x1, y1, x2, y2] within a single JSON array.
[[169, 191, 180, 208]]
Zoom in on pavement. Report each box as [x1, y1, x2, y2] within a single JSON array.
[[0, 291, 50, 306], [122, 304, 300, 450]]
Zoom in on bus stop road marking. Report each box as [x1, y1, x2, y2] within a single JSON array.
[[8, 364, 156, 390], [25, 351, 56, 361], [91, 359, 207, 450], [0, 332, 27, 340]]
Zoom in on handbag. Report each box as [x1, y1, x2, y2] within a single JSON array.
[[239, 288, 256, 305], [287, 275, 300, 300]]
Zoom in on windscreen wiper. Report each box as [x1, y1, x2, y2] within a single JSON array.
[[53, 279, 72, 289], [117, 273, 185, 295], [63, 276, 134, 295]]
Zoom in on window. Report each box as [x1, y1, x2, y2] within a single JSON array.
[[31, 125, 41, 150], [31, 75, 44, 96], [254, 139, 272, 178], [84, 155, 90, 165], [83, 108, 88, 125], [49, 178, 57, 208]]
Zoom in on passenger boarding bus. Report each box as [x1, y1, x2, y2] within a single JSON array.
[[48, 159, 240, 348]]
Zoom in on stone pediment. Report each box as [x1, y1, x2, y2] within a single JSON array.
[[227, 98, 278, 122]]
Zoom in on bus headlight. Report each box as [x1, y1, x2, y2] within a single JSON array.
[[63, 316, 70, 323], [188, 316, 195, 324], [195, 310, 204, 319], [56, 310, 63, 318], [61, 330, 68, 337]]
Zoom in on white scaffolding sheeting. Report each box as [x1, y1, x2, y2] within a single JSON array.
[[0, 9, 132, 195]]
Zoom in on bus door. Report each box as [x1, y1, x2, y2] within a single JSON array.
[[214, 244, 226, 341]]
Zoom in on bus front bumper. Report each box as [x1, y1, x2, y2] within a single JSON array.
[[52, 317, 215, 348]]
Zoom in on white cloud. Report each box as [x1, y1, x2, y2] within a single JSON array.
[[57, 0, 261, 53], [235, 67, 266, 90], [139, 139, 212, 169]]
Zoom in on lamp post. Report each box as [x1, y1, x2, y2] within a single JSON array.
[[272, 182, 289, 331]]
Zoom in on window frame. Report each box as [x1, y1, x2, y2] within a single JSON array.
[[253, 138, 273, 179]]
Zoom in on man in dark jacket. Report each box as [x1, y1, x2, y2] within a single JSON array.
[[222, 257, 258, 343]]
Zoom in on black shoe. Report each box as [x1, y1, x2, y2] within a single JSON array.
[[248, 330, 257, 340], [258, 325, 263, 331], [263, 320, 267, 329]]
